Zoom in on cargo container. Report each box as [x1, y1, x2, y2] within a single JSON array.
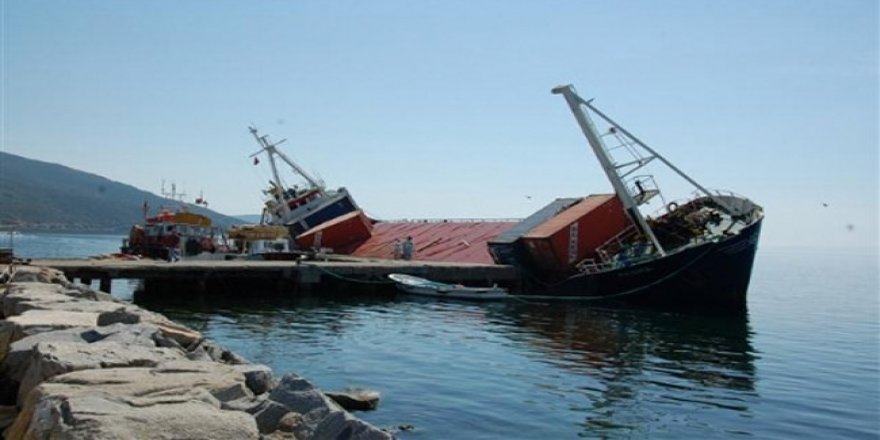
[[520, 194, 630, 272], [487, 198, 580, 266], [295, 209, 373, 254]]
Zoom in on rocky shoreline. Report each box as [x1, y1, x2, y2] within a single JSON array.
[[0, 265, 392, 439]]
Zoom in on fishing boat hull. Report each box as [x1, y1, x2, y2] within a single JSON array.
[[524, 218, 762, 312], [389, 273, 509, 301]]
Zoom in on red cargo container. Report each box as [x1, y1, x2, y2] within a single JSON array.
[[521, 194, 630, 271], [295, 209, 373, 254]]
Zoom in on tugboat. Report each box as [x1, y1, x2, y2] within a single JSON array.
[[490, 85, 764, 312], [248, 127, 373, 253]]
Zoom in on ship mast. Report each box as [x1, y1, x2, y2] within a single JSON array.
[[248, 127, 328, 199], [552, 85, 667, 256]]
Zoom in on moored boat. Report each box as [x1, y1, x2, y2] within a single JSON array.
[[121, 208, 226, 260], [227, 224, 295, 259], [491, 85, 764, 312], [388, 273, 509, 301]]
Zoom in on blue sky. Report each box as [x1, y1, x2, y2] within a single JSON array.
[[2, 1, 877, 249]]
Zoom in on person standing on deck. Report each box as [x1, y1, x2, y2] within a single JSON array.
[[392, 238, 403, 259], [167, 228, 181, 262], [401, 236, 414, 260]]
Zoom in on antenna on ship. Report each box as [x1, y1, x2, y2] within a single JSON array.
[[160, 180, 187, 204]]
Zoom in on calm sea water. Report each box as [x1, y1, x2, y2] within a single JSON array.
[[10, 233, 880, 439]]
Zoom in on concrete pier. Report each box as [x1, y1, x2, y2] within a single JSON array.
[[30, 256, 520, 296]]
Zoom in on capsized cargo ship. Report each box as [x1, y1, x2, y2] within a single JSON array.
[[248, 128, 517, 261], [248, 127, 373, 254], [489, 85, 764, 312]]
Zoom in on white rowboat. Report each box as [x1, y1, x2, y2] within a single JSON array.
[[388, 273, 509, 301]]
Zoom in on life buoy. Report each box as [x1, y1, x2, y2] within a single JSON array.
[[667, 202, 679, 212]]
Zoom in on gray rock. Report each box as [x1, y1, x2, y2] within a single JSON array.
[[309, 409, 393, 440], [95, 306, 142, 325], [277, 412, 303, 432], [17, 340, 188, 405], [5, 361, 262, 439], [188, 338, 227, 362], [267, 374, 392, 440], [0, 323, 164, 404], [325, 388, 381, 411], [269, 374, 340, 417], [0, 309, 98, 361], [0, 404, 16, 431], [4, 266, 68, 286], [2, 283, 122, 319], [234, 364, 278, 395], [97, 306, 202, 348], [59, 284, 117, 302], [221, 348, 251, 365], [12, 392, 259, 440], [233, 397, 294, 434]]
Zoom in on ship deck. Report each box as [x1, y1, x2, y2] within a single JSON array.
[[352, 220, 518, 264]]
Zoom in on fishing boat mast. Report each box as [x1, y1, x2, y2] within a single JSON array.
[[553, 84, 746, 256], [248, 127, 328, 216], [553, 84, 667, 256]]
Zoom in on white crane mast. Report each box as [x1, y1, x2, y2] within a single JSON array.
[[552, 85, 667, 256], [248, 127, 328, 199]]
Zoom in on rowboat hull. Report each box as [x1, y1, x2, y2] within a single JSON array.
[[388, 273, 509, 301]]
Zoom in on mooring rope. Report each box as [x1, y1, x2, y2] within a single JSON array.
[[305, 243, 714, 304], [304, 264, 397, 285]]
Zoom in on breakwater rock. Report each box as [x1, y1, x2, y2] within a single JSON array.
[[0, 265, 393, 439]]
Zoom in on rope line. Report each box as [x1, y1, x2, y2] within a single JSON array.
[[305, 264, 396, 285]]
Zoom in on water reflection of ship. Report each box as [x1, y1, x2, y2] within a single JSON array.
[[499, 303, 756, 390]]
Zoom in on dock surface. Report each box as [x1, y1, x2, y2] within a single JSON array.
[[29, 256, 519, 295]]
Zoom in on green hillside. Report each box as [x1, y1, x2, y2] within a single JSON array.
[[0, 152, 246, 233]]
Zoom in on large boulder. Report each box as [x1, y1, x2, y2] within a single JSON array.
[[2, 282, 123, 318], [0, 310, 98, 361], [233, 363, 278, 395], [5, 362, 261, 439], [326, 388, 381, 411], [187, 338, 251, 365], [16, 340, 189, 405], [3, 266, 68, 286], [0, 323, 166, 404], [97, 306, 202, 348], [268, 374, 392, 440]]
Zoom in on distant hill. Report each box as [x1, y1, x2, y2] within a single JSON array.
[[233, 214, 262, 223], [0, 152, 246, 233]]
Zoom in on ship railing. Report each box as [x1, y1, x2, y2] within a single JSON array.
[[626, 175, 664, 206], [594, 225, 640, 263], [576, 246, 659, 274], [576, 258, 607, 273]]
